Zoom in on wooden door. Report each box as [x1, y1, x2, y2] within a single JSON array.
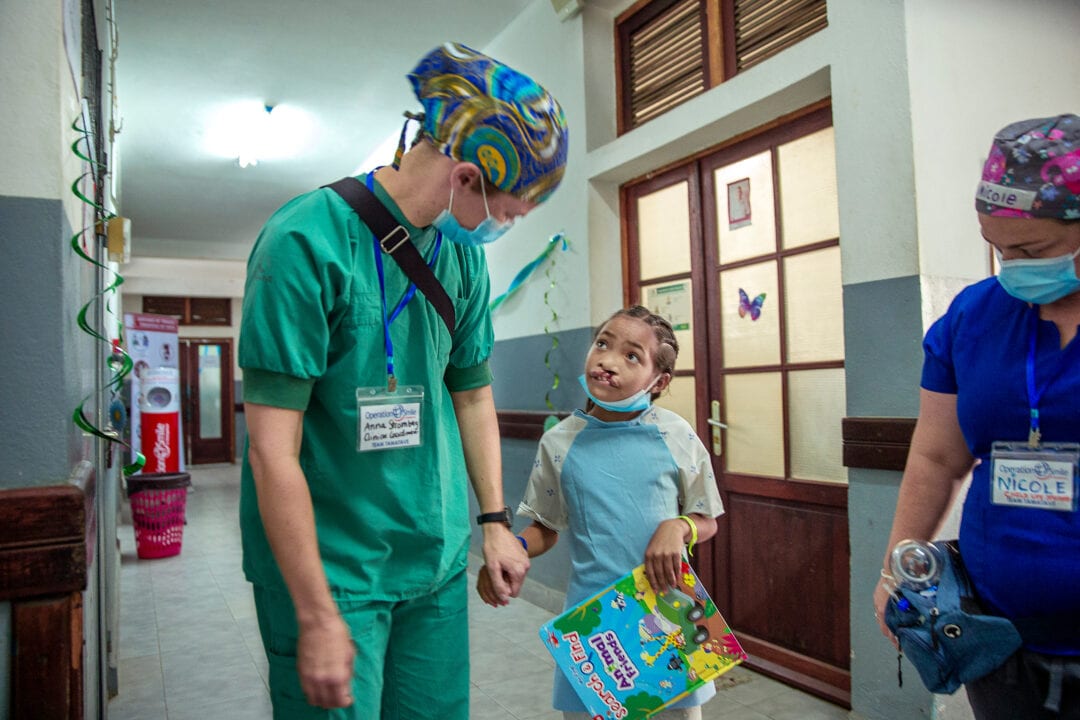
[[624, 106, 850, 705], [179, 339, 234, 465]]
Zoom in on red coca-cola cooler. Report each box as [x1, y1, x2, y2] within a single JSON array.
[[139, 367, 181, 473]]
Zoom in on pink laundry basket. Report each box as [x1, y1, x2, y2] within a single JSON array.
[[126, 472, 190, 559]]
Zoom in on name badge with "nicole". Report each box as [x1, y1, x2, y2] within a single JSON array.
[[990, 441, 1079, 512]]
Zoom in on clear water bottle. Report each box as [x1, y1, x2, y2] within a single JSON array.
[[890, 539, 943, 594]]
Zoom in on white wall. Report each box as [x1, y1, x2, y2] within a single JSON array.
[[906, 0, 1080, 327], [481, 0, 593, 341], [829, 0, 920, 288], [1, 2, 64, 200], [121, 257, 246, 297], [1, 0, 84, 230]]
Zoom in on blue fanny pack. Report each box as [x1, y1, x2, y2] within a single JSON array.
[[884, 540, 1022, 694]]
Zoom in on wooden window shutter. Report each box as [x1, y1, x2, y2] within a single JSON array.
[[142, 296, 232, 325], [626, 0, 707, 130], [733, 0, 828, 72], [142, 296, 186, 322], [188, 297, 231, 326]]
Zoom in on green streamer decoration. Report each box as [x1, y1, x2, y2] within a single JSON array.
[[69, 113, 145, 476], [540, 240, 565, 433]]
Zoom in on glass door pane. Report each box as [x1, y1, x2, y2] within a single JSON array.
[[198, 344, 222, 439], [715, 151, 776, 264], [638, 181, 691, 279], [655, 375, 698, 429], [783, 247, 844, 363], [777, 126, 840, 249], [718, 261, 780, 368], [788, 368, 848, 482], [723, 372, 784, 477]]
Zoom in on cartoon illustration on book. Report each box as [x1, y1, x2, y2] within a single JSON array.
[[540, 562, 747, 719]]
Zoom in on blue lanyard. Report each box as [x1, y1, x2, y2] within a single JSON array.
[[367, 173, 442, 391], [1026, 308, 1043, 447]]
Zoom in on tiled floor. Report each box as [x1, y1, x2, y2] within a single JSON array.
[[108, 464, 850, 720]]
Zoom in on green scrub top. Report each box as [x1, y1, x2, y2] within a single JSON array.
[[238, 174, 494, 601]]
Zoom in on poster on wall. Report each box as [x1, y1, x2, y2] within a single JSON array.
[[727, 178, 752, 230], [646, 282, 691, 332], [124, 312, 184, 473]]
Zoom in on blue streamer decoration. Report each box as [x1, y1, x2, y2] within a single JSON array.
[[489, 232, 567, 314]]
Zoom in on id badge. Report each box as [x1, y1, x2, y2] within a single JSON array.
[[990, 441, 1079, 512], [356, 385, 424, 452]]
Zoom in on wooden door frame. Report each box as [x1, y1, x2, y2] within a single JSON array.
[[619, 103, 851, 706], [700, 106, 849, 704], [179, 338, 235, 465]]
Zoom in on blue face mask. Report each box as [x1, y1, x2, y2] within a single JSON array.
[[995, 247, 1080, 304], [432, 174, 514, 247], [578, 374, 660, 414]]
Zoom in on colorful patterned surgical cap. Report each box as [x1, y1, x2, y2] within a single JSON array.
[[976, 114, 1080, 220], [404, 42, 569, 204]]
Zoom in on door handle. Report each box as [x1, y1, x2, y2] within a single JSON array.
[[709, 400, 726, 457]]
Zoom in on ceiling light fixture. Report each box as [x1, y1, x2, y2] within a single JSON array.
[[237, 104, 274, 168], [204, 100, 314, 168]]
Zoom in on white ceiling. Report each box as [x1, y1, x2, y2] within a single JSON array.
[[113, 0, 535, 265]]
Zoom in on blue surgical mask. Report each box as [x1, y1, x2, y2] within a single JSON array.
[[578, 374, 659, 414], [432, 174, 514, 246], [995, 247, 1080, 304]]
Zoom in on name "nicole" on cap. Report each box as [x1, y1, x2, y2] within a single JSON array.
[[977, 181, 1036, 211]]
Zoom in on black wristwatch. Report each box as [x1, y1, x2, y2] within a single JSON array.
[[476, 506, 512, 529]]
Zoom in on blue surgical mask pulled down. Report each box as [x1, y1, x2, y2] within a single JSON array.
[[995, 247, 1080, 305], [578, 374, 660, 414], [432, 174, 514, 246]]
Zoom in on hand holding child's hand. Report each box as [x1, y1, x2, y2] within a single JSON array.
[[476, 564, 505, 607], [481, 525, 530, 605], [644, 519, 689, 592]]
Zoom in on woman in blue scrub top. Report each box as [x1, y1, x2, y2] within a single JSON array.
[[874, 114, 1080, 718]]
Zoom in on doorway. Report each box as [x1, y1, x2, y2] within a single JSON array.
[[179, 338, 235, 465], [622, 105, 850, 705]]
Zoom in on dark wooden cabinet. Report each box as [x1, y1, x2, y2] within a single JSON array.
[[1, 466, 93, 719]]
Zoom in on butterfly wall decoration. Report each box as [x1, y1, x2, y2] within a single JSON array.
[[738, 288, 766, 320]]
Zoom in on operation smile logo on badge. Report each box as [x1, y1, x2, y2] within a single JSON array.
[[990, 441, 1079, 512], [356, 386, 424, 452]]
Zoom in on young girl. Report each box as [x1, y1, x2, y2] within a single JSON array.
[[478, 305, 725, 720]]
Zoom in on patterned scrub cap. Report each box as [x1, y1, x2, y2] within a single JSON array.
[[404, 42, 569, 204], [976, 113, 1080, 220]]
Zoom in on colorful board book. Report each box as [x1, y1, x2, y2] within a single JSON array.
[[539, 562, 747, 719]]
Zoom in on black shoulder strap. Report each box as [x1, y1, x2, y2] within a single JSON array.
[[324, 177, 455, 334]]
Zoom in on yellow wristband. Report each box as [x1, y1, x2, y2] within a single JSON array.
[[677, 515, 698, 556]]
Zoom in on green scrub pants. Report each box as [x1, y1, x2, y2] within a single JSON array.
[[253, 570, 470, 720]]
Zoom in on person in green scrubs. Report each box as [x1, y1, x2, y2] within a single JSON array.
[[238, 42, 569, 719]]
